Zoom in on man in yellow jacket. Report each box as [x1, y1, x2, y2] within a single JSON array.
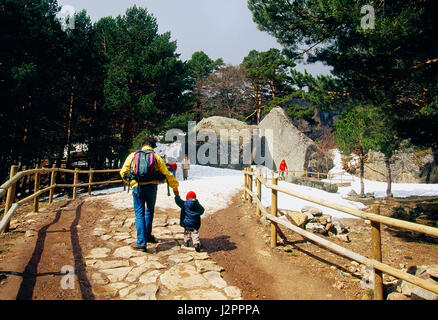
[[120, 137, 179, 252]]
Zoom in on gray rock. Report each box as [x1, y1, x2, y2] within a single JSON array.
[[332, 220, 346, 234], [426, 265, 438, 279], [364, 148, 438, 183], [301, 206, 323, 217], [258, 107, 333, 172], [282, 210, 308, 228], [336, 234, 351, 243], [387, 292, 410, 300], [305, 222, 326, 234]]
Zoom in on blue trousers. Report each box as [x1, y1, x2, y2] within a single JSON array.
[[132, 184, 158, 247]]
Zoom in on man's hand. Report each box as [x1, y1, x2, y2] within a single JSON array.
[[123, 173, 133, 181]]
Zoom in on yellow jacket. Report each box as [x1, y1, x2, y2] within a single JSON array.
[[120, 146, 179, 190]]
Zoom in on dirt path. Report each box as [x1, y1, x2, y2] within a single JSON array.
[[201, 194, 346, 300]]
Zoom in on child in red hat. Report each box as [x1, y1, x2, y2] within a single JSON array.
[[174, 190, 205, 252]]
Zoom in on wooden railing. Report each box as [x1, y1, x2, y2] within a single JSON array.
[[243, 167, 438, 300], [0, 165, 122, 233], [261, 168, 354, 185]]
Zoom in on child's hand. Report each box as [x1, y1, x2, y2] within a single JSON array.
[[173, 188, 179, 196]]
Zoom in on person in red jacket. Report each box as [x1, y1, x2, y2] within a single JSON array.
[[279, 160, 288, 179], [170, 162, 178, 177]]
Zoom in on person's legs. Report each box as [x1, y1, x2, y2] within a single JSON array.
[[191, 230, 200, 246], [191, 229, 201, 252], [132, 187, 147, 247], [141, 184, 158, 242], [184, 229, 191, 246]]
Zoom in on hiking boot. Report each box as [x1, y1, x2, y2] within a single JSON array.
[[130, 244, 147, 252], [194, 244, 201, 252], [147, 235, 158, 243]]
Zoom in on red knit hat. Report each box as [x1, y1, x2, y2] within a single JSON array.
[[186, 191, 197, 200]]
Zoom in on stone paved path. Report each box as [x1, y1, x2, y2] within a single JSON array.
[[85, 209, 242, 300]]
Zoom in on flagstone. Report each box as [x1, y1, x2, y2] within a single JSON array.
[[203, 271, 227, 289], [86, 247, 111, 259], [160, 264, 210, 292], [101, 267, 133, 282]]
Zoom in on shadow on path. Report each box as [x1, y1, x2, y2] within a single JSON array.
[[15, 201, 94, 300]]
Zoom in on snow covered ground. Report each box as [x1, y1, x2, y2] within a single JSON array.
[[327, 149, 438, 199], [83, 148, 438, 220], [86, 165, 243, 216]]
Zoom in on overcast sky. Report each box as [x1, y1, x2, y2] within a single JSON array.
[[58, 0, 331, 76]]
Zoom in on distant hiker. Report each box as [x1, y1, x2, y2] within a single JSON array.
[[279, 160, 288, 179], [170, 161, 178, 177], [181, 155, 191, 180], [120, 137, 179, 252], [165, 161, 172, 172], [174, 190, 204, 252], [307, 167, 313, 178], [166, 158, 177, 177]]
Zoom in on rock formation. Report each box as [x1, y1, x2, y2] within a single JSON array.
[[364, 148, 438, 183], [257, 107, 334, 172]]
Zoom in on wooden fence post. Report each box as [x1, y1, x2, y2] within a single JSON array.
[[370, 204, 384, 300], [73, 168, 79, 200], [88, 168, 94, 196], [33, 164, 40, 213], [4, 165, 18, 232], [271, 176, 278, 248], [48, 164, 56, 204], [256, 168, 262, 216], [243, 168, 247, 201], [248, 168, 253, 204]]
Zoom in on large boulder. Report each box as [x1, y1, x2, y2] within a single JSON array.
[[258, 107, 333, 172], [364, 148, 438, 183], [195, 116, 257, 170], [196, 116, 256, 135]]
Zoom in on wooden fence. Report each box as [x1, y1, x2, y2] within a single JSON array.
[[0, 165, 122, 233], [243, 167, 438, 300], [262, 168, 354, 185]]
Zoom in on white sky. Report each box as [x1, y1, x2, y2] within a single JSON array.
[[58, 0, 331, 76]]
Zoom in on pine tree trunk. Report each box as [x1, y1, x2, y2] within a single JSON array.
[[385, 157, 393, 198], [359, 150, 365, 197], [65, 75, 76, 169]]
